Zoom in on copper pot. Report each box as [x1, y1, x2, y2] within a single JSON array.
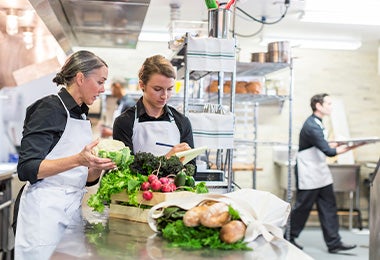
[[267, 41, 291, 63], [251, 52, 267, 63]]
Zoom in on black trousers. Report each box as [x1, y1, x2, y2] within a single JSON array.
[[289, 184, 342, 249]]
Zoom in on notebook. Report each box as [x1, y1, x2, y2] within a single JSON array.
[[175, 146, 208, 164]]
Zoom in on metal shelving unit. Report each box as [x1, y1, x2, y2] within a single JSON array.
[[170, 34, 237, 192], [171, 41, 295, 197], [233, 61, 294, 199]]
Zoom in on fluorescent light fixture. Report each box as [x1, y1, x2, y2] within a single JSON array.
[[138, 31, 170, 42], [22, 31, 34, 49], [6, 12, 18, 35], [261, 36, 362, 50], [300, 0, 380, 26]]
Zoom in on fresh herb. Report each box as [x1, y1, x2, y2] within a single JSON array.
[[130, 152, 195, 177], [87, 167, 148, 212], [161, 220, 251, 250], [194, 182, 208, 194], [228, 205, 241, 220]]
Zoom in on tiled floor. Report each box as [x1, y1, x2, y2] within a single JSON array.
[[296, 227, 369, 259]]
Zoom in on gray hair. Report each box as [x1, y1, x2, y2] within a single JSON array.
[[52, 50, 108, 86]]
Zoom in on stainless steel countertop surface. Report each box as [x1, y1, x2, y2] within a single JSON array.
[[0, 163, 17, 181], [50, 207, 313, 260]]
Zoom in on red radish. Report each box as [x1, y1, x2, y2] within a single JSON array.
[[148, 174, 158, 183], [142, 191, 153, 200], [161, 184, 172, 193], [169, 183, 177, 191], [159, 177, 170, 184], [150, 180, 162, 191], [141, 182, 150, 191], [162, 183, 177, 192]]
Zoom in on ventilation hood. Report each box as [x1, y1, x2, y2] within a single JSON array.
[[29, 0, 150, 54]]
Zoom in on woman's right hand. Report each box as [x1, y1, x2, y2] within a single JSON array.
[[165, 142, 191, 160]]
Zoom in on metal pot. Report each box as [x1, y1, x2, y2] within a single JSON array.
[[267, 41, 291, 63], [251, 52, 267, 63]]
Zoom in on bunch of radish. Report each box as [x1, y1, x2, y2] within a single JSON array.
[[141, 174, 177, 200]]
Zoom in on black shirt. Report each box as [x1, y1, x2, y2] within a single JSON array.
[[113, 97, 195, 160], [17, 88, 90, 184], [298, 114, 337, 157]]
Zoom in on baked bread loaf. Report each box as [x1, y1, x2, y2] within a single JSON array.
[[207, 80, 219, 93], [246, 81, 262, 94], [236, 81, 247, 94]]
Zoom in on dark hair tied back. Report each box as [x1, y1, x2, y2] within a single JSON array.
[[52, 50, 108, 87], [52, 72, 65, 85]]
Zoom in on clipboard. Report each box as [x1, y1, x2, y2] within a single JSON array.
[[175, 146, 208, 164]]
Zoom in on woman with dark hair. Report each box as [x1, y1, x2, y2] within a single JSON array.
[[113, 54, 194, 160], [14, 50, 116, 259]]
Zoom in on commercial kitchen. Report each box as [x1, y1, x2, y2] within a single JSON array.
[[0, 0, 380, 259]]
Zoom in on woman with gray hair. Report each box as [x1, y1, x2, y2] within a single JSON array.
[[14, 50, 116, 259]]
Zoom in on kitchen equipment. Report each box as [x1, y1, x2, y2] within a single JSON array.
[[208, 8, 231, 38], [267, 41, 291, 63], [195, 169, 224, 181], [0, 166, 14, 260], [251, 52, 267, 63], [369, 158, 380, 260]]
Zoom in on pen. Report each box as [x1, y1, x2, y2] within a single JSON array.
[[155, 142, 174, 148]]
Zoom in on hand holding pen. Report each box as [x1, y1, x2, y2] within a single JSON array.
[[156, 142, 191, 160]]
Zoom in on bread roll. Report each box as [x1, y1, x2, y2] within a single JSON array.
[[207, 80, 219, 93], [236, 81, 247, 94], [223, 80, 231, 93], [246, 81, 262, 94]]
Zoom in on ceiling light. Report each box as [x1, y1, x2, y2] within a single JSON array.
[[261, 36, 362, 50], [300, 0, 380, 26], [6, 9, 19, 35], [138, 31, 170, 42], [22, 27, 34, 49]]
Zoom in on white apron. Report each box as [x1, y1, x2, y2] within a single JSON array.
[[132, 109, 180, 156], [15, 96, 91, 260], [296, 117, 333, 190]]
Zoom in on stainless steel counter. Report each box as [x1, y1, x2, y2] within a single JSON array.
[[50, 208, 312, 260], [0, 163, 16, 260], [369, 159, 380, 260]]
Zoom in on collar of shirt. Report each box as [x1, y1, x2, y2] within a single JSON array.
[[135, 97, 172, 121], [312, 114, 322, 123], [58, 87, 89, 118]]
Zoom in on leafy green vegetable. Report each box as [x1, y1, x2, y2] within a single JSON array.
[[184, 164, 196, 176], [194, 182, 208, 194], [156, 206, 187, 232], [228, 205, 241, 221], [130, 152, 195, 177], [87, 167, 148, 212], [88, 149, 204, 213], [161, 220, 251, 250], [98, 147, 133, 170]]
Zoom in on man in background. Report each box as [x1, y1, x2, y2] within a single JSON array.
[[288, 93, 364, 254], [101, 80, 135, 138]]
